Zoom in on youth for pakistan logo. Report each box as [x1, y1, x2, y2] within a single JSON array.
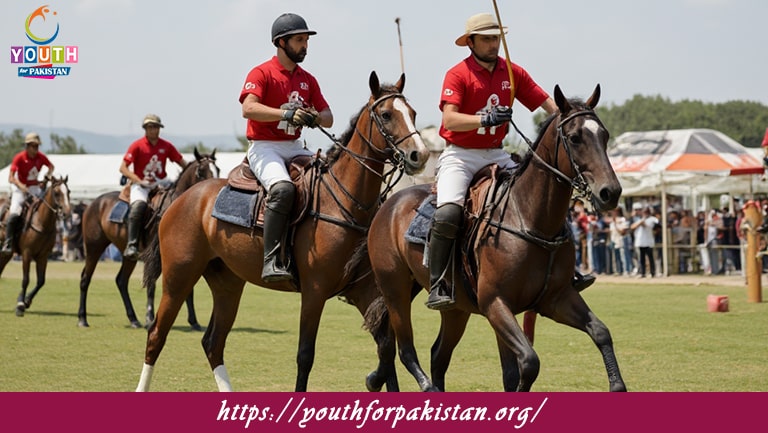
[[9, 5, 79, 79]]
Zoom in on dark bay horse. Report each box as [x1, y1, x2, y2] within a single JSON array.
[[77, 148, 219, 329], [0, 175, 72, 317], [135, 72, 429, 392], [363, 85, 627, 392]]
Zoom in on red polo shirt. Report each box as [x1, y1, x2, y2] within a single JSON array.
[[239, 56, 330, 141], [122, 137, 183, 182], [439, 55, 548, 149], [10, 150, 52, 186]]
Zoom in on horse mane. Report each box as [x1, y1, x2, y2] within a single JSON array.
[[325, 82, 402, 163]]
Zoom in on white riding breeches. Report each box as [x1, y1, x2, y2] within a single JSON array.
[[246, 139, 313, 191], [434, 144, 518, 207]]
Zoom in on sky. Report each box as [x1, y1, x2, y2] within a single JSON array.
[[2, 0, 766, 149]]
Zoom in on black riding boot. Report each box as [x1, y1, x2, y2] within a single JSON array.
[[262, 181, 295, 283], [426, 203, 462, 310], [123, 201, 147, 261], [1, 214, 22, 255]]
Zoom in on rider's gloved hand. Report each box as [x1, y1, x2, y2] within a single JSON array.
[[480, 105, 513, 127], [283, 107, 319, 128]]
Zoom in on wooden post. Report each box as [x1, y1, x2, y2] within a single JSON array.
[[742, 201, 763, 303]]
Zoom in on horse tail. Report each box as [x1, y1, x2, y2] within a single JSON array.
[[363, 295, 390, 342], [141, 230, 162, 289]]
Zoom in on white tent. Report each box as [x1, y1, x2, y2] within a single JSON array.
[[609, 128, 764, 196], [608, 128, 765, 276], [0, 152, 247, 202]]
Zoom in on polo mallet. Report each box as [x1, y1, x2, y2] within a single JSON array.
[[491, 0, 516, 104], [395, 17, 405, 75]]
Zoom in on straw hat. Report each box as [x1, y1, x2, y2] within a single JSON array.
[[24, 132, 41, 145], [455, 13, 508, 47], [142, 113, 164, 128]]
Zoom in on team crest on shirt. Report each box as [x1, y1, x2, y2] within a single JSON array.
[[443, 88, 454, 96], [300, 82, 309, 90], [501, 81, 511, 91]]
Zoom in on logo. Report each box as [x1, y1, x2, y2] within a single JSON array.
[[9, 5, 78, 79]]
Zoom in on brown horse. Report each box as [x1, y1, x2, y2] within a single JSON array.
[[135, 72, 429, 392], [0, 175, 72, 317], [77, 148, 219, 329], [362, 85, 627, 392]]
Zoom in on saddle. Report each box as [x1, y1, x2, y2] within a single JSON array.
[[221, 155, 315, 228]]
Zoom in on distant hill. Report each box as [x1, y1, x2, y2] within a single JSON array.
[[0, 123, 242, 154]]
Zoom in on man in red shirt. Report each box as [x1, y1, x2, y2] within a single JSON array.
[[239, 12, 333, 282], [118, 114, 187, 260], [426, 13, 591, 309], [2, 132, 55, 254]]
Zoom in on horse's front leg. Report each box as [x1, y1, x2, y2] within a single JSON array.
[[295, 295, 327, 392], [483, 297, 539, 391], [24, 257, 49, 307], [15, 257, 33, 316], [430, 309, 471, 391], [542, 291, 627, 392]]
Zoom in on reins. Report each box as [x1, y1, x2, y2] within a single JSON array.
[[309, 92, 418, 232]]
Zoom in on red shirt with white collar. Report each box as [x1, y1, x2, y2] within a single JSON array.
[[439, 55, 548, 149], [10, 150, 52, 186], [239, 56, 330, 141], [122, 137, 183, 182]]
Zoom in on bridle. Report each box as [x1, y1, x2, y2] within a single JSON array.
[[528, 109, 605, 202], [29, 178, 69, 234], [311, 92, 421, 232]]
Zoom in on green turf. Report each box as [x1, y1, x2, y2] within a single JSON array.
[[0, 261, 766, 391]]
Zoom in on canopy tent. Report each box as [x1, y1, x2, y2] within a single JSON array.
[[607, 128, 765, 276], [0, 152, 247, 202], [609, 128, 764, 196]]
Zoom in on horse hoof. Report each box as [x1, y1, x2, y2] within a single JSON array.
[[189, 323, 203, 332], [15, 302, 25, 317], [78, 320, 90, 328], [130, 320, 142, 329], [365, 371, 383, 392]]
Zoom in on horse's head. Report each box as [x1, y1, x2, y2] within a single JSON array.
[[44, 175, 72, 219], [174, 148, 220, 195], [365, 71, 429, 175], [192, 147, 220, 180], [551, 84, 622, 211]]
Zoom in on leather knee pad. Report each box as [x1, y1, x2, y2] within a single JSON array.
[[432, 203, 462, 240], [266, 181, 296, 215]]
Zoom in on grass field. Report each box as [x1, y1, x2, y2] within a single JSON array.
[[0, 260, 766, 392]]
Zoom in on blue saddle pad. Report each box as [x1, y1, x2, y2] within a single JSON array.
[[211, 186, 261, 228], [404, 194, 436, 245], [108, 200, 129, 224]]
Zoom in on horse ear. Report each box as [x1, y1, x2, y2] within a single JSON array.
[[395, 73, 405, 93], [554, 85, 571, 113], [369, 71, 381, 98], [586, 84, 601, 109], [211, 148, 216, 159], [194, 147, 201, 160]]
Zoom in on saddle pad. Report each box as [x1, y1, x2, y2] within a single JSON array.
[[211, 185, 260, 228], [108, 200, 129, 224], [404, 194, 437, 245]]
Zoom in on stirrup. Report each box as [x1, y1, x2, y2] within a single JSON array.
[[123, 245, 139, 261], [262, 255, 292, 283], [425, 281, 454, 310], [573, 272, 596, 292]]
